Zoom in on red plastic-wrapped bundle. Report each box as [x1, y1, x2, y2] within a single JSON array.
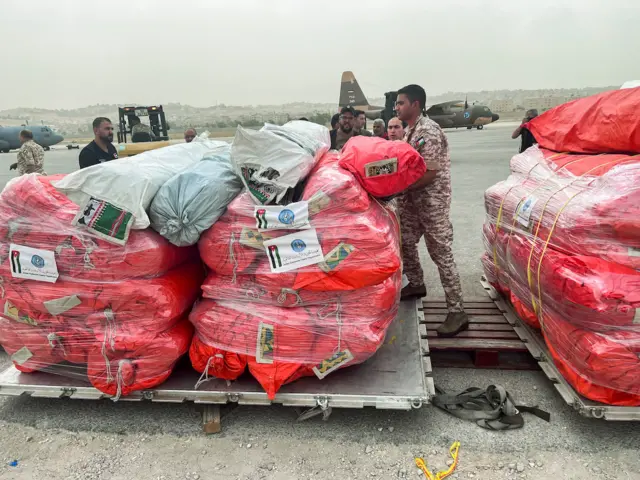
[[193, 150, 402, 398], [0, 174, 202, 398], [527, 87, 640, 155], [189, 293, 397, 399], [482, 145, 640, 405], [338, 136, 426, 198]]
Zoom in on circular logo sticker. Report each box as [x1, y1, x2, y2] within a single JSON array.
[[291, 239, 307, 252], [464, 112, 471, 119], [31, 255, 45, 268], [278, 209, 295, 225]]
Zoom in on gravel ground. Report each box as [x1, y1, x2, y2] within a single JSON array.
[[0, 124, 639, 479]]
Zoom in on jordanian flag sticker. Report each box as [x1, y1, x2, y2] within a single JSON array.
[[254, 202, 311, 231], [263, 228, 324, 274], [73, 197, 134, 246]]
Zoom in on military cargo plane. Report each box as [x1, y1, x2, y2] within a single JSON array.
[[0, 124, 64, 153], [339, 71, 499, 129]]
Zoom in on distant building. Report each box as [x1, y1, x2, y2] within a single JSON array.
[[490, 99, 516, 113], [523, 96, 567, 112]]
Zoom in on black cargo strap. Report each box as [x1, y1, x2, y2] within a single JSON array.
[[432, 384, 550, 430]]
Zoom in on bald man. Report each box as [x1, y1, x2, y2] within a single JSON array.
[[387, 117, 405, 141], [184, 128, 197, 143]]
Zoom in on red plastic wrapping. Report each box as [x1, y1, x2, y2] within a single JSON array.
[[483, 146, 640, 406], [192, 151, 402, 398], [0, 174, 203, 398], [338, 136, 426, 197], [527, 87, 640, 154]]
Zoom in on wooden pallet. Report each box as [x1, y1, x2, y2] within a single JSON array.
[[419, 295, 538, 369]]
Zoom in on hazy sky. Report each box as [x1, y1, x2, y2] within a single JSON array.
[[1, 0, 638, 109]]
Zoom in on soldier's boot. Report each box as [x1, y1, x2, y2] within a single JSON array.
[[401, 283, 427, 300], [437, 311, 469, 337]]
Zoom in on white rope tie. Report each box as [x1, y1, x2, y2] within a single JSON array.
[[245, 285, 267, 300], [277, 288, 303, 306], [317, 300, 343, 353], [79, 237, 97, 270], [0, 276, 5, 299], [228, 233, 239, 284], [54, 236, 75, 256], [194, 354, 224, 389], [111, 359, 128, 402], [46, 332, 66, 355]]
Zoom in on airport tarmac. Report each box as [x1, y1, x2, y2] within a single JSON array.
[[0, 123, 638, 480]]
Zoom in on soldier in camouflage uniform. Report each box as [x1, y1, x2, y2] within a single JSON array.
[[395, 84, 468, 337], [9, 130, 45, 175]]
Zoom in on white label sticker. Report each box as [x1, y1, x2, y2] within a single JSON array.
[[312, 350, 354, 379], [44, 295, 82, 316], [9, 244, 59, 283], [516, 196, 538, 228], [11, 346, 33, 366], [263, 229, 325, 274], [628, 247, 640, 258], [255, 202, 311, 231]]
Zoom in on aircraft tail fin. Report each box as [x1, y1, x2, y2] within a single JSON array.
[[339, 71, 370, 108]]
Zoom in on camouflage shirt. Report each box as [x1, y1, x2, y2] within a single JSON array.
[[404, 115, 451, 197], [16, 140, 45, 175]]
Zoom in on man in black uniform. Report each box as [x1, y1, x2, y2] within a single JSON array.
[[330, 107, 360, 150], [512, 109, 538, 153], [79, 117, 118, 169]]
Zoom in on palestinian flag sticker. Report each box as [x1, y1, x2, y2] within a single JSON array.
[[73, 196, 134, 246]]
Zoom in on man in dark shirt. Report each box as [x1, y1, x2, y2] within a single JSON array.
[[354, 110, 372, 137], [512, 109, 538, 153], [330, 106, 360, 150], [79, 117, 118, 169]]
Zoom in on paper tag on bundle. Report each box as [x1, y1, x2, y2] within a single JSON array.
[[628, 247, 640, 258], [72, 196, 134, 246], [44, 295, 81, 316], [634, 309, 640, 325], [313, 350, 354, 379], [308, 191, 331, 216], [516, 196, 538, 228], [263, 229, 324, 274], [255, 202, 311, 231], [11, 346, 33, 366], [9, 244, 59, 283], [239, 228, 273, 250], [365, 158, 398, 177], [318, 243, 356, 273], [255, 322, 275, 364], [4, 300, 38, 326]]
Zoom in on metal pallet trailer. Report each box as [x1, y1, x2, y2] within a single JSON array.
[[481, 277, 640, 422], [0, 299, 435, 432]]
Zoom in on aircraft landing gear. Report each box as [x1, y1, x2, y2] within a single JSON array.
[[44, 146, 50, 151], [1, 149, 9, 154], [467, 126, 472, 130], [477, 125, 484, 130]]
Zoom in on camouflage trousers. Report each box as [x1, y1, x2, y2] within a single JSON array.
[[398, 189, 464, 313]]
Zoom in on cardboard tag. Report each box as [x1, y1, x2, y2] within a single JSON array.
[[4, 300, 38, 326], [516, 196, 538, 228], [11, 346, 33, 366], [239, 228, 272, 250], [255, 322, 275, 364], [365, 158, 398, 177], [73, 196, 134, 246], [308, 191, 332, 216], [9, 244, 59, 283], [312, 350, 354, 379], [318, 243, 356, 273], [255, 202, 311, 231], [263, 229, 324, 274], [43, 295, 82, 316]]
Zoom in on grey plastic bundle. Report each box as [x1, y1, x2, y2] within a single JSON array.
[[149, 144, 243, 246]]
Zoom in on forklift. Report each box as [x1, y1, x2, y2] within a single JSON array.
[[116, 105, 170, 143]]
